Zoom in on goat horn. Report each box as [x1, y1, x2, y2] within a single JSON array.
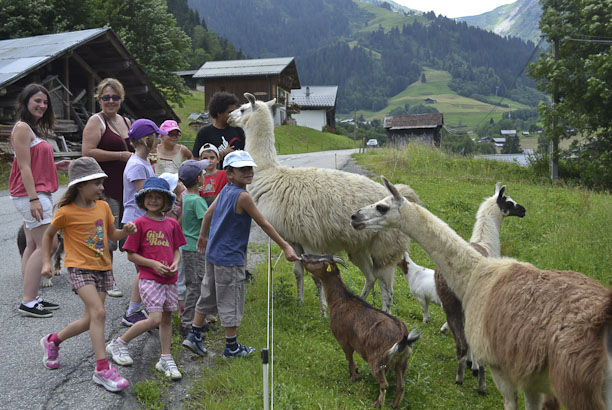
[[331, 255, 347, 269]]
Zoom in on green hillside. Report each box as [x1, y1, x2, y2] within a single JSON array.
[[358, 68, 528, 128], [354, 2, 423, 33]]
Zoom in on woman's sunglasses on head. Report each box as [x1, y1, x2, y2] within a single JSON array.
[[100, 95, 121, 102]]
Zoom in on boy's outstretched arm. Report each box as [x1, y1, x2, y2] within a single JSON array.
[[237, 192, 299, 262]]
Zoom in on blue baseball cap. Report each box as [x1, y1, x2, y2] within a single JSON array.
[[223, 150, 257, 169]]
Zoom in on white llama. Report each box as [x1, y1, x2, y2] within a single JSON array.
[[228, 93, 419, 315], [351, 177, 612, 410]]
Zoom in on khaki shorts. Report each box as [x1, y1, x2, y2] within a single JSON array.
[[11, 193, 53, 230], [195, 261, 246, 328]]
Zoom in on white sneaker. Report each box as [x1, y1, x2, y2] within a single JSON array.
[[92, 366, 129, 392], [155, 358, 182, 380], [106, 285, 123, 297], [106, 339, 133, 366]]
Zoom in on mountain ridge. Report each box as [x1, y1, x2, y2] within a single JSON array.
[[457, 0, 541, 44]]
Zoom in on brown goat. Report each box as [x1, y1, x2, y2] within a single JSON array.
[[300, 254, 421, 409]]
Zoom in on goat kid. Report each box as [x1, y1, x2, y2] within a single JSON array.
[[352, 177, 608, 410], [301, 254, 420, 409], [399, 252, 445, 328]]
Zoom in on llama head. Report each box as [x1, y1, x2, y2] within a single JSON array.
[[351, 176, 407, 231], [228, 92, 276, 129], [300, 254, 347, 280], [494, 183, 526, 218]]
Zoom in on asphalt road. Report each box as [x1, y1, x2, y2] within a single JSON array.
[[0, 148, 361, 410]]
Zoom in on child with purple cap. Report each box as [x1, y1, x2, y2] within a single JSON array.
[[121, 119, 165, 326]]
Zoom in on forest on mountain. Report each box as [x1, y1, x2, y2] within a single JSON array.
[[187, 0, 544, 113]]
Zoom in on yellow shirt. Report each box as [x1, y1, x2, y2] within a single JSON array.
[[51, 201, 114, 270]]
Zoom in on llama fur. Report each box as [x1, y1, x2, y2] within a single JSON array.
[[300, 253, 420, 409], [351, 177, 612, 410], [228, 93, 420, 315]]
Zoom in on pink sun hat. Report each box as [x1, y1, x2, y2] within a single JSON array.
[[160, 120, 181, 133]]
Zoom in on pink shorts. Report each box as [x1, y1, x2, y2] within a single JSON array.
[[139, 278, 178, 313]]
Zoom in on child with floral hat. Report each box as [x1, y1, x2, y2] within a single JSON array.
[[107, 176, 187, 380]]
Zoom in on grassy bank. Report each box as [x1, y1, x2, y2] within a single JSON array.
[[168, 144, 612, 409]]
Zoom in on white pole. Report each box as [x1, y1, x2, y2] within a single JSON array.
[[262, 238, 272, 410]]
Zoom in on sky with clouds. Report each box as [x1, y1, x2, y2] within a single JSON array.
[[394, 0, 516, 18]]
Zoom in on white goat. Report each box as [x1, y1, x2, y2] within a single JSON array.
[[400, 253, 442, 324], [352, 177, 612, 410], [435, 183, 525, 394], [228, 93, 419, 315]]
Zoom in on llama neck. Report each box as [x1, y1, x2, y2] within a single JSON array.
[[469, 198, 503, 258], [398, 202, 482, 300], [243, 109, 280, 169]]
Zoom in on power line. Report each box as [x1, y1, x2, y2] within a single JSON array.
[[473, 36, 545, 130]]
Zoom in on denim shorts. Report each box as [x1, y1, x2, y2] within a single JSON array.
[[11, 192, 53, 230]]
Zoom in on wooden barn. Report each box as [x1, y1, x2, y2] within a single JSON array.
[[0, 27, 178, 157], [193, 57, 301, 126], [383, 113, 444, 147]]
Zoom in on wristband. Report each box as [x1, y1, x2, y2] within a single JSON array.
[[29, 198, 39, 202]]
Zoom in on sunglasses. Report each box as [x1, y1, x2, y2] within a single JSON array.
[[100, 95, 121, 102]]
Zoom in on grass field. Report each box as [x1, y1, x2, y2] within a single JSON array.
[[155, 144, 612, 409], [354, 2, 423, 34], [358, 68, 529, 128]]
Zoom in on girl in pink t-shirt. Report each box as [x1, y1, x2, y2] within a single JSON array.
[[106, 177, 186, 380]]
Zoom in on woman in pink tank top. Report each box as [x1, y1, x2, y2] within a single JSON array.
[[9, 84, 70, 318]]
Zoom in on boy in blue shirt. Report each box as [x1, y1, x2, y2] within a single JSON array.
[[182, 151, 299, 357]]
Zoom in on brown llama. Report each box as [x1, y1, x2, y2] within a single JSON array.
[[351, 177, 612, 410]]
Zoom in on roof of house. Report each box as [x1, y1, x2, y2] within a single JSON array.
[[0, 28, 106, 88], [383, 113, 444, 130], [500, 129, 517, 135], [0, 28, 178, 123], [291, 86, 338, 108], [194, 57, 299, 82]]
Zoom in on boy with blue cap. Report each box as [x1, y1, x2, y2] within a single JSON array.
[[182, 151, 299, 358]]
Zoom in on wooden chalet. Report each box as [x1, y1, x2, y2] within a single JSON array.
[[193, 57, 301, 126], [383, 113, 444, 147], [0, 27, 178, 158]]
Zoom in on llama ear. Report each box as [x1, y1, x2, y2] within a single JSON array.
[[382, 176, 402, 201], [266, 98, 276, 109], [494, 182, 501, 194], [244, 93, 256, 107]]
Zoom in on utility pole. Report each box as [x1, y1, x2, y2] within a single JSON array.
[[549, 36, 560, 181]]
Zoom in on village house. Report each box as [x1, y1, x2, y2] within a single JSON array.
[[0, 27, 178, 158], [290, 86, 338, 132], [500, 129, 517, 137], [193, 57, 301, 126], [383, 113, 444, 147]]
